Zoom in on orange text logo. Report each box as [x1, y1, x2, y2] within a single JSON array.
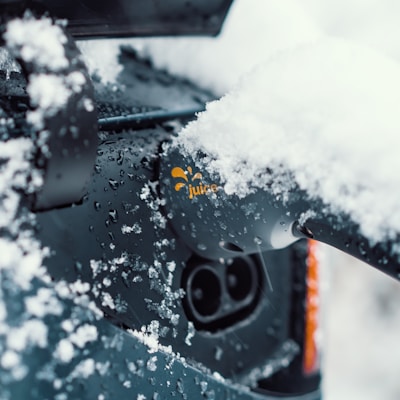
[[171, 166, 218, 200]]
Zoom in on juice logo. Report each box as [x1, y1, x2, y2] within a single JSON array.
[[171, 166, 218, 200]]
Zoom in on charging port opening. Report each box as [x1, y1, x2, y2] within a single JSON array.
[[182, 255, 263, 332]]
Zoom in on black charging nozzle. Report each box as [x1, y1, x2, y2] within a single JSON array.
[[160, 148, 400, 281]]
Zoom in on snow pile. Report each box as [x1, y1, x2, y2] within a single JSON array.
[[172, 38, 400, 244]]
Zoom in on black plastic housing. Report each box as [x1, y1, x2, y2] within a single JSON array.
[[1, 0, 234, 38]]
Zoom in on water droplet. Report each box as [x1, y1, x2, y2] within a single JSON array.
[[358, 242, 367, 256], [117, 150, 124, 165], [197, 243, 207, 251], [204, 390, 216, 400], [235, 343, 242, 352], [176, 379, 184, 394], [266, 327, 276, 336], [294, 223, 314, 239], [227, 274, 238, 289], [214, 346, 223, 361], [109, 209, 119, 223], [109, 179, 119, 190], [200, 381, 208, 394], [149, 377, 156, 386], [94, 164, 101, 174], [117, 372, 126, 383], [94, 201, 101, 211], [74, 261, 83, 272], [146, 356, 158, 372], [193, 288, 204, 301], [254, 236, 263, 245]]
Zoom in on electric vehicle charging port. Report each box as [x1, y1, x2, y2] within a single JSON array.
[[182, 255, 263, 332]]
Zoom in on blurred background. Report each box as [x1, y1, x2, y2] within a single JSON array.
[[320, 246, 400, 400]]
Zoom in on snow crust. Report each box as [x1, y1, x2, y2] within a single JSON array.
[[173, 38, 400, 243]]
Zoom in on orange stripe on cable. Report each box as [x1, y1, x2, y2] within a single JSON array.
[[303, 239, 320, 375]]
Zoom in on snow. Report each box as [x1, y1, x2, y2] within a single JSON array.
[[0, 17, 103, 393], [5, 16, 87, 130], [54, 339, 75, 363], [184, 322, 195, 346], [172, 37, 400, 244], [0, 139, 44, 288], [5, 16, 68, 71], [121, 223, 142, 234], [27, 74, 72, 113], [146, 355, 158, 372], [78, 39, 124, 84], [69, 324, 98, 348], [69, 358, 95, 379], [26, 71, 87, 129], [25, 287, 63, 317], [6, 320, 48, 351]]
